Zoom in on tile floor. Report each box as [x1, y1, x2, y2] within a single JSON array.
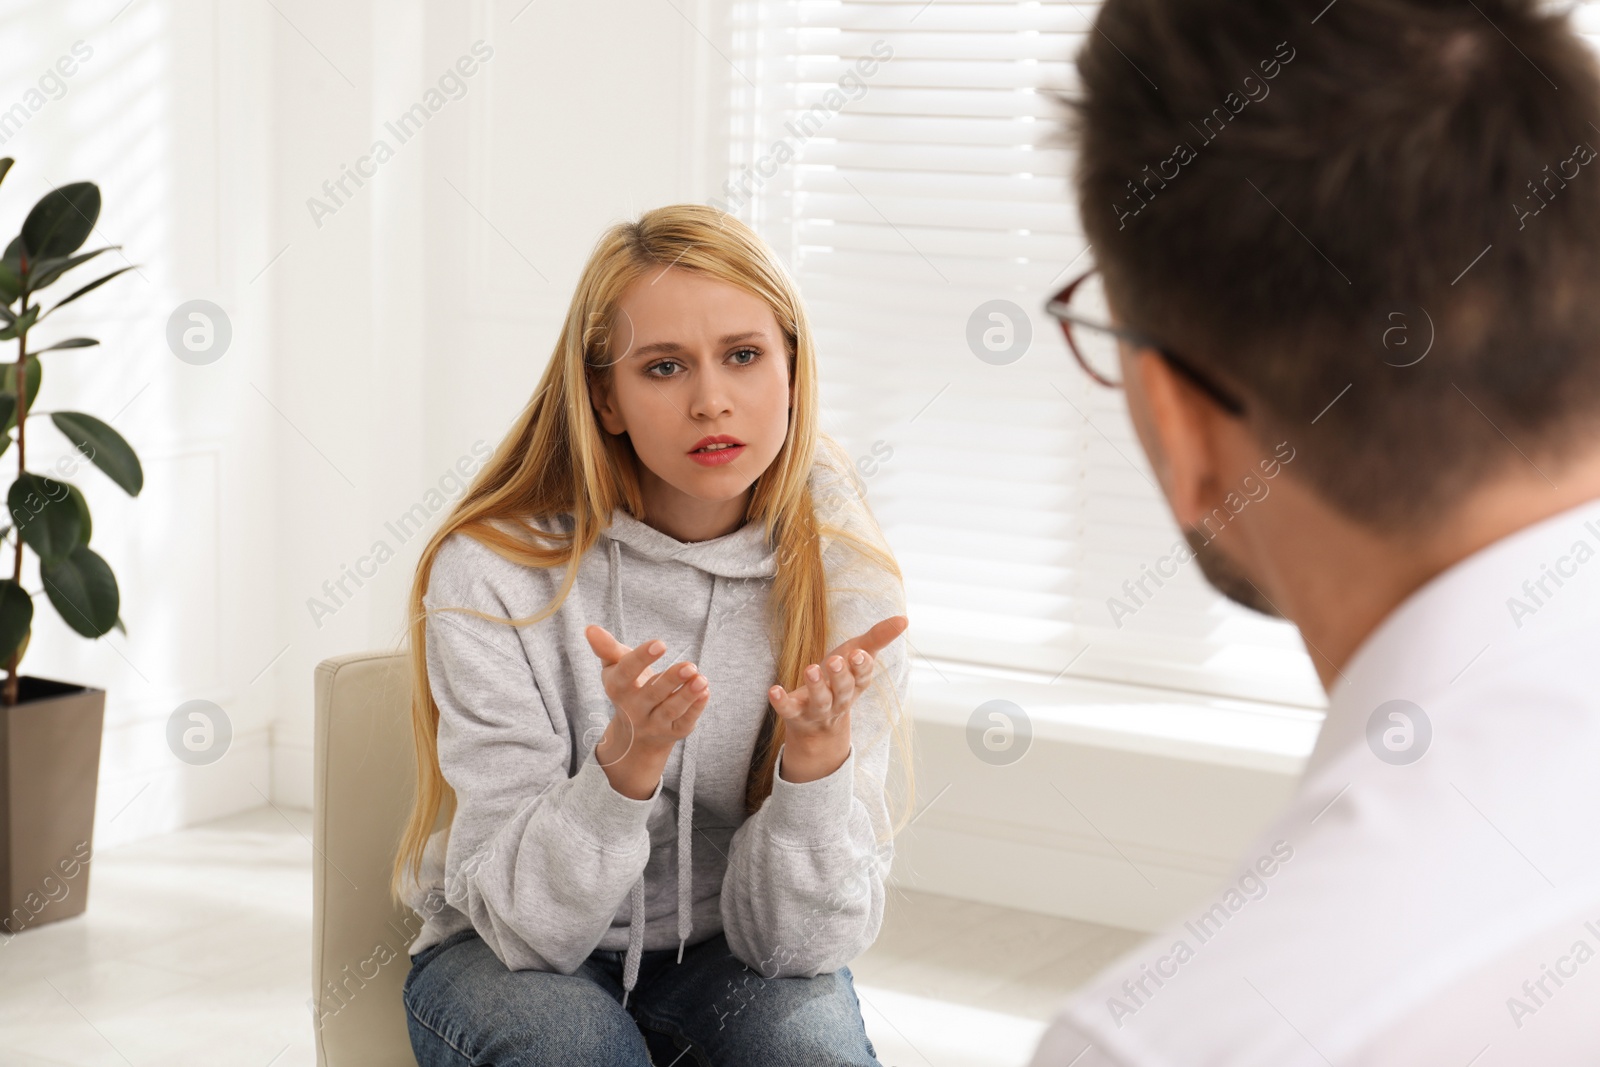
[[0, 806, 1143, 1067]]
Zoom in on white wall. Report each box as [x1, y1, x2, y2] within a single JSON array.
[[894, 669, 1313, 931], [0, 0, 277, 849]]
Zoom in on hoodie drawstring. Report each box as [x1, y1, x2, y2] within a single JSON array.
[[675, 574, 722, 965], [609, 536, 646, 1009], [676, 713, 700, 964], [608, 534, 716, 1009], [621, 876, 645, 1007]]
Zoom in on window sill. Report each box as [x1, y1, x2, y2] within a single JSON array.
[[907, 659, 1324, 777], [889, 659, 1327, 931]]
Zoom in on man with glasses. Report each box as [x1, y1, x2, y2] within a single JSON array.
[[1029, 0, 1600, 1062]]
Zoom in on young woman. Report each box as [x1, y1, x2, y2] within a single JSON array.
[[392, 204, 914, 1066]]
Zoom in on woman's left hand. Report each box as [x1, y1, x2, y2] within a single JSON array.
[[768, 614, 908, 782]]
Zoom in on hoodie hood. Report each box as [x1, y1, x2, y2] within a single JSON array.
[[602, 508, 779, 579], [599, 507, 777, 1006]]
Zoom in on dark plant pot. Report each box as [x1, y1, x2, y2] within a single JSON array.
[[0, 675, 105, 935]]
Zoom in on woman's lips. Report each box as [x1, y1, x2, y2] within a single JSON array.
[[688, 443, 746, 467]]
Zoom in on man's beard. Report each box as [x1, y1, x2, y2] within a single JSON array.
[[1182, 527, 1283, 619]]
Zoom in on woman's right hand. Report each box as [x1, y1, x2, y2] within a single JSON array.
[[584, 624, 710, 799]]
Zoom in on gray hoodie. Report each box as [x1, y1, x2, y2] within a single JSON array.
[[402, 454, 909, 1006]]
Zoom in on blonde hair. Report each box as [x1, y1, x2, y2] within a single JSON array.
[[391, 204, 914, 900]]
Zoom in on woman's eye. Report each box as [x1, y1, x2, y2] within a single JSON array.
[[646, 360, 681, 378], [730, 347, 760, 366]]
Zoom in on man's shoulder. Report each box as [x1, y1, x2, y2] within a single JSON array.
[[1032, 718, 1600, 1065]]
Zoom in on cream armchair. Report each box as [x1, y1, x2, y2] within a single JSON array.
[[312, 651, 428, 1067]]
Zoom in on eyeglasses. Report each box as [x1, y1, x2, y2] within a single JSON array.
[[1044, 267, 1247, 417]]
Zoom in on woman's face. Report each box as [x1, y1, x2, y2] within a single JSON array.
[[590, 266, 793, 533]]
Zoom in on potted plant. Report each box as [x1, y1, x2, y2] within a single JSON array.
[[0, 158, 140, 936]]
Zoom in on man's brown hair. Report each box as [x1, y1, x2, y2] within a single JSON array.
[[1067, 0, 1600, 528]]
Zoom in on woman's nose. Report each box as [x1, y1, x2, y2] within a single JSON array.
[[688, 372, 733, 417]]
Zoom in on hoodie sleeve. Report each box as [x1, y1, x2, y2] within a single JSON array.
[[718, 627, 909, 978], [423, 534, 661, 974]]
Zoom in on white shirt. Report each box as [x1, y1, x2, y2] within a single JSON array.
[[1029, 496, 1600, 1066]]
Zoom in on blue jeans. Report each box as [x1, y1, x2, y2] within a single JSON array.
[[403, 927, 882, 1066]]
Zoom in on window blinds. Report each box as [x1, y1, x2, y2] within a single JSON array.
[[724, 0, 1326, 710]]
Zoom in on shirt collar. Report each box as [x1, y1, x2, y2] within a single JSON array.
[[1305, 494, 1600, 779]]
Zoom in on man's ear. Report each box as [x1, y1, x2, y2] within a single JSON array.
[[1129, 348, 1224, 530], [589, 374, 623, 435]]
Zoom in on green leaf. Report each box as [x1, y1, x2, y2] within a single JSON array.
[[44, 266, 133, 318], [0, 235, 25, 305], [64, 481, 91, 545], [31, 338, 98, 353], [0, 359, 41, 424], [8, 473, 80, 564], [21, 183, 100, 260], [51, 412, 142, 496], [0, 305, 39, 341], [28, 246, 118, 292], [0, 578, 31, 664], [0, 159, 14, 190], [40, 544, 118, 638], [113, 615, 125, 636]]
